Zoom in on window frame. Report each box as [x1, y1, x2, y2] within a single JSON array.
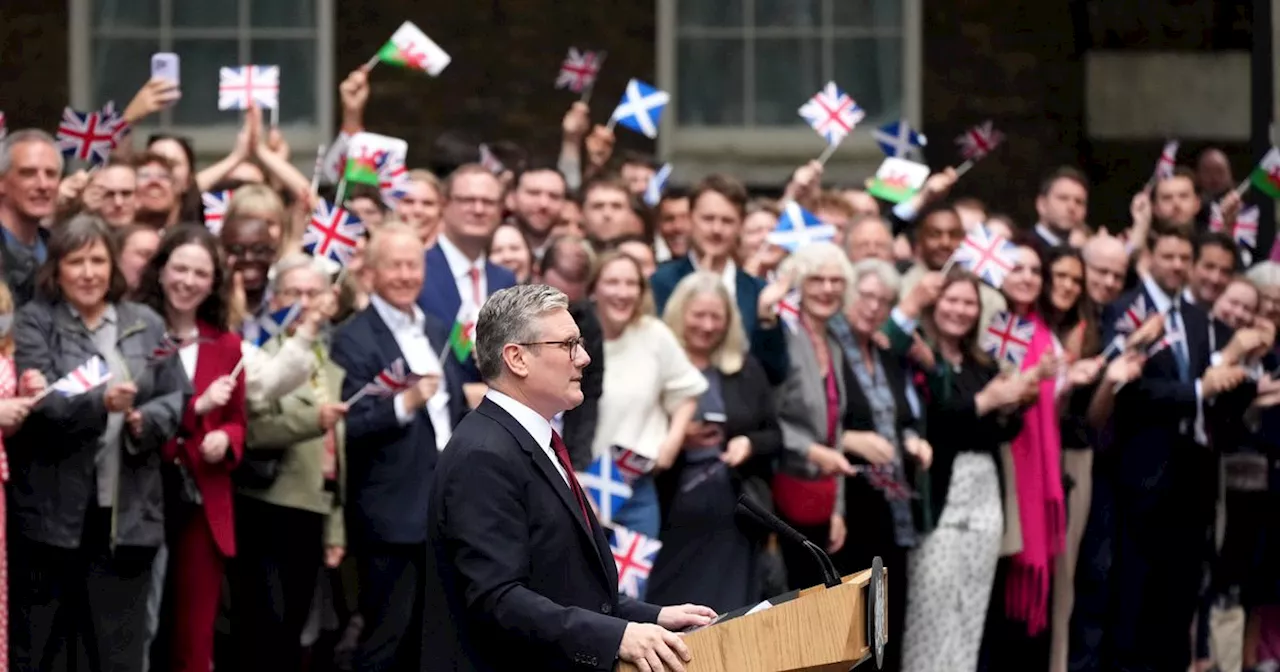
[[655, 0, 922, 166], [68, 0, 335, 158]]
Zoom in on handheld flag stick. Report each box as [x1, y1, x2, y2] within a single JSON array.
[[309, 144, 327, 196], [939, 258, 957, 277], [230, 356, 247, 381], [437, 338, 453, 365], [815, 143, 839, 166], [953, 159, 977, 179], [269, 105, 279, 129], [1231, 176, 1253, 198], [343, 387, 370, 406], [334, 178, 348, 207], [31, 385, 56, 404], [363, 54, 380, 71], [579, 51, 607, 105], [604, 117, 618, 133]]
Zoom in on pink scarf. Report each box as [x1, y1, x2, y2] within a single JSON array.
[[1006, 311, 1065, 635]]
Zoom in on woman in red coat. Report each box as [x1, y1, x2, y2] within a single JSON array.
[[136, 224, 246, 672]]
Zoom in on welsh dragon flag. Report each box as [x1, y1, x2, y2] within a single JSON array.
[[343, 132, 408, 187], [448, 305, 479, 362], [374, 22, 452, 76], [1250, 147, 1280, 199]]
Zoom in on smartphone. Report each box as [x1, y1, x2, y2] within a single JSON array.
[[151, 52, 180, 84]]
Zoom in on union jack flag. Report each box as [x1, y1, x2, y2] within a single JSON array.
[[378, 159, 409, 209], [798, 81, 865, 146], [981, 311, 1036, 368], [956, 121, 1005, 161], [51, 356, 113, 397], [0, 111, 6, 140], [858, 464, 915, 502], [1234, 205, 1260, 249], [1147, 330, 1181, 357], [1153, 140, 1179, 181], [609, 526, 662, 599], [478, 143, 505, 175], [950, 226, 1018, 288], [56, 108, 117, 164], [778, 289, 802, 333], [556, 48, 603, 93], [1113, 295, 1150, 335], [218, 65, 280, 111], [578, 452, 633, 524], [303, 200, 365, 267], [97, 100, 131, 145], [148, 333, 199, 366], [611, 445, 654, 487], [360, 358, 423, 399], [202, 190, 234, 235]]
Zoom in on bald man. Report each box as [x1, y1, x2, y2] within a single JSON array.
[[1082, 234, 1130, 307]]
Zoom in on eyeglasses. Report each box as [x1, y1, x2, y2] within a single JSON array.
[[516, 337, 586, 359], [451, 196, 502, 210]]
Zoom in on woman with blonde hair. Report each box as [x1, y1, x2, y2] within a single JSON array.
[[225, 184, 291, 252], [647, 271, 782, 612], [590, 251, 706, 542]]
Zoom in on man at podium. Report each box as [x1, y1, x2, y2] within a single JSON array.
[[423, 285, 716, 671]]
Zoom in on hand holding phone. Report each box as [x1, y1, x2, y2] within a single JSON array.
[[151, 52, 180, 85]]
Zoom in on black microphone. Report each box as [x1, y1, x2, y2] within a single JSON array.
[[736, 494, 841, 589]]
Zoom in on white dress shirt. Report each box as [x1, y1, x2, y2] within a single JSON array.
[[179, 341, 199, 381], [690, 254, 738, 300], [486, 388, 567, 486], [1140, 274, 1208, 444], [1035, 223, 1065, 247], [370, 294, 453, 451], [437, 233, 488, 314]]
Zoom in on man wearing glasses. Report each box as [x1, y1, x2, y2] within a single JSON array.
[[418, 163, 518, 393], [423, 284, 716, 672], [332, 222, 467, 672]]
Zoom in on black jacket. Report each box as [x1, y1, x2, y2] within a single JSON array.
[[10, 299, 189, 549], [0, 225, 50, 308]]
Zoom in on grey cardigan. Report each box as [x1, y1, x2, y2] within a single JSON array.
[[775, 323, 848, 516]]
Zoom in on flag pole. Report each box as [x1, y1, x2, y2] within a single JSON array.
[[815, 143, 839, 166], [309, 144, 327, 196], [604, 117, 618, 133], [437, 338, 453, 365], [269, 105, 279, 129], [1231, 176, 1253, 198], [364, 54, 380, 71], [343, 387, 370, 406], [953, 159, 976, 179], [334, 178, 348, 206], [579, 51, 607, 105], [230, 356, 247, 381]]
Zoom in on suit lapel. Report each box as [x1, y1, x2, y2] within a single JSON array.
[[477, 401, 614, 586], [429, 246, 461, 322]]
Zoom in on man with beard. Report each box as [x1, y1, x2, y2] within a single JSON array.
[[1196, 147, 1236, 202], [1153, 167, 1203, 232], [506, 163, 567, 260], [1032, 167, 1089, 250], [133, 152, 182, 229], [0, 129, 60, 306]]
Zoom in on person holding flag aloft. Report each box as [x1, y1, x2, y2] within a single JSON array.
[[331, 222, 466, 672]]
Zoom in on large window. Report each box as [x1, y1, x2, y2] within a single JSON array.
[[657, 0, 919, 163], [70, 0, 333, 153]]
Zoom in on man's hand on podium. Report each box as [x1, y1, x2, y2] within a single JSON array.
[[618, 623, 691, 672], [657, 604, 717, 631]]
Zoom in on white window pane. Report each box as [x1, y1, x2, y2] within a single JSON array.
[[676, 38, 744, 126], [171, 39, 241, 126], [832, 0, 903, 29], [250, 0, 315, 28], [172, 0, 239, 28], [833, 37, 902, 121], [93, 0, 160, 28], [92, 38, 156, 110], [755, 0, 821, 28], [753, 38, 822, 126], [677, 0, 744, 28], [250, 40, 317, 124]]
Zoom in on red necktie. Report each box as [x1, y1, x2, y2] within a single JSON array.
[[551, 430, 594, 530], [468, 267, 482, 306]]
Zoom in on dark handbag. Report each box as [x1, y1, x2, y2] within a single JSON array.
[[163, 451, 203, 507], [235, 449, 287, 489]]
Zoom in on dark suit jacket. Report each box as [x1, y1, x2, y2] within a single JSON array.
[[423, 398, 661, 671], [649, 256, 788, 385], [416, 243, 518, 382], [565, 300, 604, 471], [331, 304, 466, 547]]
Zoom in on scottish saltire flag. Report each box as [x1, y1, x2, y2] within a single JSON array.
[[778, 289, 802, 333], [609, 526, 662, 599], [51, 356, 113, 397], [378, 159, 409, 209], [360, 358, 422, 399], [768, 202, 836, 252], [1113, 295, 1150, 335], [246, 304, 302, 348], [950, 226, 1018, 288], [578, 452, 633, 524], [859, 464, 915, 501], [798, 81, 864, 146], [557, 48, 603, 93], [374, 21, 451, 76], [981, 311, 1036, 368], [1153, 140, 1179, 181], [611, 79, 669, 139], [303, 200, 364, 266], [956, 121, 1004, 161], [874, 119, 926, 158], [643, 163, 671, 207], [56, 108, 117, 164], [218, 65, 280, 110], [612, 445, 654, 487], [202, 190, 234, 235]]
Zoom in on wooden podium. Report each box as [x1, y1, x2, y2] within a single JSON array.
[[619, 558, 888, 672]]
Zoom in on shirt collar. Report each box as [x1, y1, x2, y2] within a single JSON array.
[[370, 293, 425, 331], [1035, 223, 1064, 247], [1140, 273, 1178, 314], [437, 233, 486, 279], [66, 302, 117, 329], [486, 388, 554, 451], [689, 254, 737, 286]]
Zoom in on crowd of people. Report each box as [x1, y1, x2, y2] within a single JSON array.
[[0, 63, 1278, 672]]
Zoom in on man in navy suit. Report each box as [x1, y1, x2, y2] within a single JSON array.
[[417, 164, 518, 387], [1072, 225, 1254, 672], [332, 223, 466, 672], [423, 284, 716, 672], [649, 174, 788, 384]]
